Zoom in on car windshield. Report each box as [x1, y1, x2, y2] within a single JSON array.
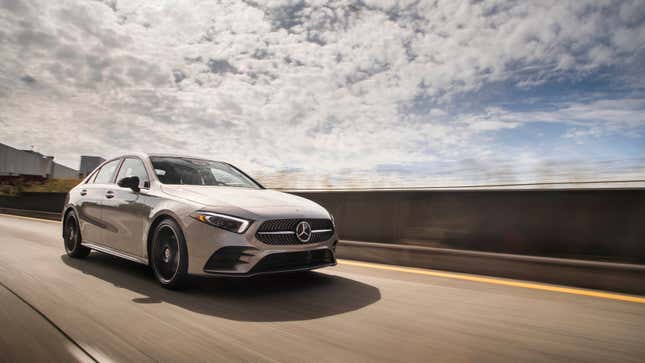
[[150, 156, 261, 188]]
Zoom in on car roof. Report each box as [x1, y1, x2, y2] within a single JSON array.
[[119, 152, 228, 164]]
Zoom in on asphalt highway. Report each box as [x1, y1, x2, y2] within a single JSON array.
[[1, 214, 644, 363]]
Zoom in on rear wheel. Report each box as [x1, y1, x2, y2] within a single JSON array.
[[150, 219, 189, 289], [64, 211, 91, 258]]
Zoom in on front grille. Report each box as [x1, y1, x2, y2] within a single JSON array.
[[258, 219, 333, 232], [255, 218, 334, 245], [250, 249, 335, 274]]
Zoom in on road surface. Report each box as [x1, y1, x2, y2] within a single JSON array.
[[1, 214, 644, 362]]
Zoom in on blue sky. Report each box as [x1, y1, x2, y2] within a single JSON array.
[[0, 0, 644, 188]]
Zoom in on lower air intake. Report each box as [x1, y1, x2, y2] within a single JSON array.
[[203, 246, 257, 271], [250, 249, 335, 274]]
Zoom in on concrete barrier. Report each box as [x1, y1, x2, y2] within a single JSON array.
[[0, 192, 66, 213], [293, 189, 645, 265]]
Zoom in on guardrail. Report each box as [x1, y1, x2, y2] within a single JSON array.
[[336, 240, 645, 294]]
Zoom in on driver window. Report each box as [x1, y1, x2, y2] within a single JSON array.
[[116, 158, 150, 188]]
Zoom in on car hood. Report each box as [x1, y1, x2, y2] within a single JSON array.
[[160, 185, 329, 218]]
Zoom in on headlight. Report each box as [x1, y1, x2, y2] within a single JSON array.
[[191, 211, 251, 233]]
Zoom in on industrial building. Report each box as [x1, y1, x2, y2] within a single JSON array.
[[79, 155, 106, 178], [0, 142, 79, 180]]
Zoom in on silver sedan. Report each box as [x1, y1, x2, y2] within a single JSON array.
[[62, 153, 337, 289]]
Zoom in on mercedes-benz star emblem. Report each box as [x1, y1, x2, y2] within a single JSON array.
[[295, 221, 312, 243]]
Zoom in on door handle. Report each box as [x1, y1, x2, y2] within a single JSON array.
[[80, 189, 87, 196], [105, 190, 114, 199]]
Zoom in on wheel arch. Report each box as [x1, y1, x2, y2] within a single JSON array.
[[145, 212, 185, 265], [61, 206, 77, 238]]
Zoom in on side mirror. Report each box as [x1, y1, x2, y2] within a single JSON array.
[[117, 176, 140, 192]]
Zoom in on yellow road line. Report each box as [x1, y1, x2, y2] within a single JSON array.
[[0, 213, 61, 224], [338, 259, 645, 304]]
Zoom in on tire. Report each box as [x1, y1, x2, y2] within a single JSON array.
[[63, 211, 91, 258], [150, 218, 189, 289]]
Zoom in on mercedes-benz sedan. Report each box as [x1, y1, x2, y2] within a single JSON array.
[[62, 153, 337, 288]]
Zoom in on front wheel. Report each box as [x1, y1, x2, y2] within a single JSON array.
[[64, 211, 91, 258], [150, 219, 189, 289]]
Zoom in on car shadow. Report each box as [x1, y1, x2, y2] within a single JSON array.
[[61, 252, 381, 322]]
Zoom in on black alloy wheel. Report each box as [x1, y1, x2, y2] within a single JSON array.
[[151, 219, 188, 289], [64, 211, 91, 258]]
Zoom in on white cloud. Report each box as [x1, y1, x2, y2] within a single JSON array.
[[511, 99, 645, 138], [0, 0, 644, 187]]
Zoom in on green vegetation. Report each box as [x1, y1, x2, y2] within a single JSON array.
[[0, 178, 81, 196], [0, 184, 15, 196]]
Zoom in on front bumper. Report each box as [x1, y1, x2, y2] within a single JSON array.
[[203, 248, 336, 277], [182, 217, 338, 276]]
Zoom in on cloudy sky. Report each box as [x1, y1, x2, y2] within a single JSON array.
[[1, 0, 644, 188]]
